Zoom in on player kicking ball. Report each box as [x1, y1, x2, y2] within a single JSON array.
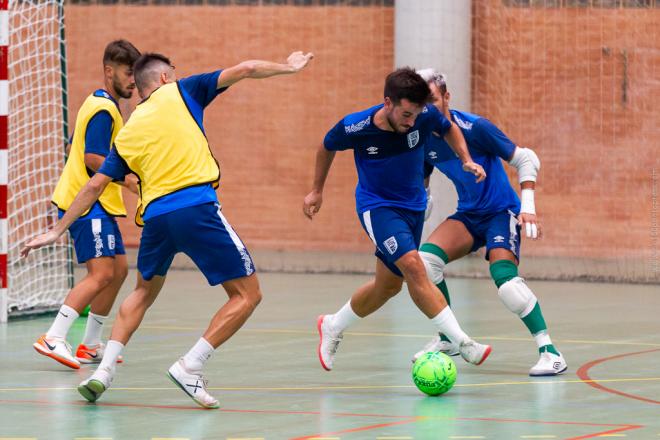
[[304, 68, 492, 371], [413, 69, 567, 376]]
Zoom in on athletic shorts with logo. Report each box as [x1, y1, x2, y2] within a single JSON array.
[[68, 216, 125, 264], [138, 202, 255, 285], [448, 209, 521, 260], [358, 206, 425, 277]]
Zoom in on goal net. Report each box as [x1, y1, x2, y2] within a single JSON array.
[[1, 0, 72, 322]]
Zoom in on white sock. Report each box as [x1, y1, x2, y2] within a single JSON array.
[[430, 307, 469, 346], [46, 305, 79, 340], [329, 300, 360, 334], [98, 340, 124, 371], [534, 331, 552, 349], [81, 312, 107, 346], [182, 337, 214, 373]]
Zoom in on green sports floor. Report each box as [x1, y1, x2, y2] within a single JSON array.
[[0, 270, 658, 439]]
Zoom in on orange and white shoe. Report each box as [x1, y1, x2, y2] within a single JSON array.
[[33, 334, 80, 370], [75, 342, 124, 364]]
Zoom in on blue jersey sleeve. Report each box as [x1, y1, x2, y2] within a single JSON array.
[[84, 111, 113, 157], [323, 119, 352, 151], [179, 70, 225, 108], [427, 105, 452, 136], [473, 118, 516, 161], [98, 147, 130, 181]]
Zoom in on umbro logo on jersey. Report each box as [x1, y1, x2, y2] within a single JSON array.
[[493, 235, 505, 243], [366, 146, 379, 155], [407, 130, 420, 148], [428, 151, 438, 160], [383, 236, 398, 255]]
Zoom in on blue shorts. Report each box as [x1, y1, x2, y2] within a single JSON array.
[[138, 202, 256, 285], [359, 206, 425, 277], [448, 209, 521, 261], [68, 216, 126, 264]]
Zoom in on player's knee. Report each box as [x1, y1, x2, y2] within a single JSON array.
[[91, 266, 114, 289], [382, 281, 402, 299], [397, 252, 427, 282], [115, 259, 129, 283], [497, 277, 537, 317], [419, 249, 446, 286]]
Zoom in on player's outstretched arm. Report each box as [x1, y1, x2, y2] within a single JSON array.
[[443, 122, 486, 183], [21, 173, 113, 258], [303, 144, 336, 220], [509, 146, 542, 239], [217, 51, 314, 88]]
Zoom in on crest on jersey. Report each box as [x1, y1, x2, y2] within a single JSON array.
[[407, 130, 419, 149]]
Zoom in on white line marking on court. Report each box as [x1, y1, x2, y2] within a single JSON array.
[[138, 325, 660, 347]]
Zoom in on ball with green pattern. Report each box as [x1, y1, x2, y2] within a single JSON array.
[[412, 351, 457, 396]]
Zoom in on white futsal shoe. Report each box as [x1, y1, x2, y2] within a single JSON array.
[[458, 339, 492, 365], [529, 351, 568, 376], [317, 315, 343, 371], [168, 358, 220, 409], [411, 334, 460, 363], [78, 365, 114, 403], [33, 334, 81, 370]]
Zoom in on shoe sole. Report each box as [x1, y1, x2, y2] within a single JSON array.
[[166, 371, 219, 409], [77, 379, 106, 403], [529, 365, 568, 377], [316, 315, 331, 372], [33, 343, 80, 370], [412, 349, 460, 363], [475, 345, 492, 366]]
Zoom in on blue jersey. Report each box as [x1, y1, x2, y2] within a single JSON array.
[[424, 109, 520, 215], [324, 103, 452, 213], [99, 71, 226, 221]]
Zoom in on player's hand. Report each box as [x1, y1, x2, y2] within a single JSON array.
[[303, 189, 323, 220], [20, 230, 60, 258], [519, 212, 542, 240], [462, 161, 486, 183], [287, 51, 314, 72]]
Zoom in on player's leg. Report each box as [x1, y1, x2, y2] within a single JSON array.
[[318, 258, 403, 371], [78, 212, 175, 403], [414, 216, 475, 359], [33, 219, 117, 369], [486, 211, 567, 376], [166, 203, 258, 408], [395, 249, 490, 365], [76, 252, 129, 364], [78, 272, 167, 403]]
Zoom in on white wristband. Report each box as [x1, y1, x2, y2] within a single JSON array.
[[520, 189, 536, 215]]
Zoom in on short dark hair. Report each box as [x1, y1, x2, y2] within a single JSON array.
[[383, 67, 431, 106], [103, 39, 141, 67], [133, 53, 172, 91]]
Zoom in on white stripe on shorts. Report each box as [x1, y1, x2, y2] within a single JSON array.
[[216, 204, 246, 251], [508, 210, 518, 254], [362, 210, 377, 246], [91, 218, 102, 235]]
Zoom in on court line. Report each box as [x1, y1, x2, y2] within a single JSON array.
[[576, 348, 660, 405], [138, 325, 660, 347], [2, 377, 660, 393]]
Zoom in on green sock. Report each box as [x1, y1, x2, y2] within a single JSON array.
[[521, 302, 547, 335], [539, 344, 560, 356], [489, 259, 518, 288], [420, 243, 452, 342]]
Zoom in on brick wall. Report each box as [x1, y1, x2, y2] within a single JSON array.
[[472, 1, 659, 260], [64, 2, 659, 269], [65, 4, 393, 252]]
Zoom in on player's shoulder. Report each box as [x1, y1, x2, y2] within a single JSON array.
[[450, 109, 482, 130], [341, 104, 381, 135]]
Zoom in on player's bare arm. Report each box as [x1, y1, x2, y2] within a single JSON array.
[[21, 173, 113, 257], [217, 51, 314, 88], [443, 122, 486, 183], [509, 146, 541, 239], [303, 145, 336, 220]]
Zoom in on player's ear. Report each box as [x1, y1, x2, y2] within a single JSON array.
[[103, 64, 113, 78]]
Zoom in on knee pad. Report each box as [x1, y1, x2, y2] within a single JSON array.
[[420, 250, 446, 285], [498, 277, 537, 318]]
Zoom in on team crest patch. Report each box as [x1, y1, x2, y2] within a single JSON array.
[[407, 130, 420, 148], [383, 236, 398, 255], [108, 234, 115, 251]]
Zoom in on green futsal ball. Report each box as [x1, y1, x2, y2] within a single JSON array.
[[412, 351, 457, 396]]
